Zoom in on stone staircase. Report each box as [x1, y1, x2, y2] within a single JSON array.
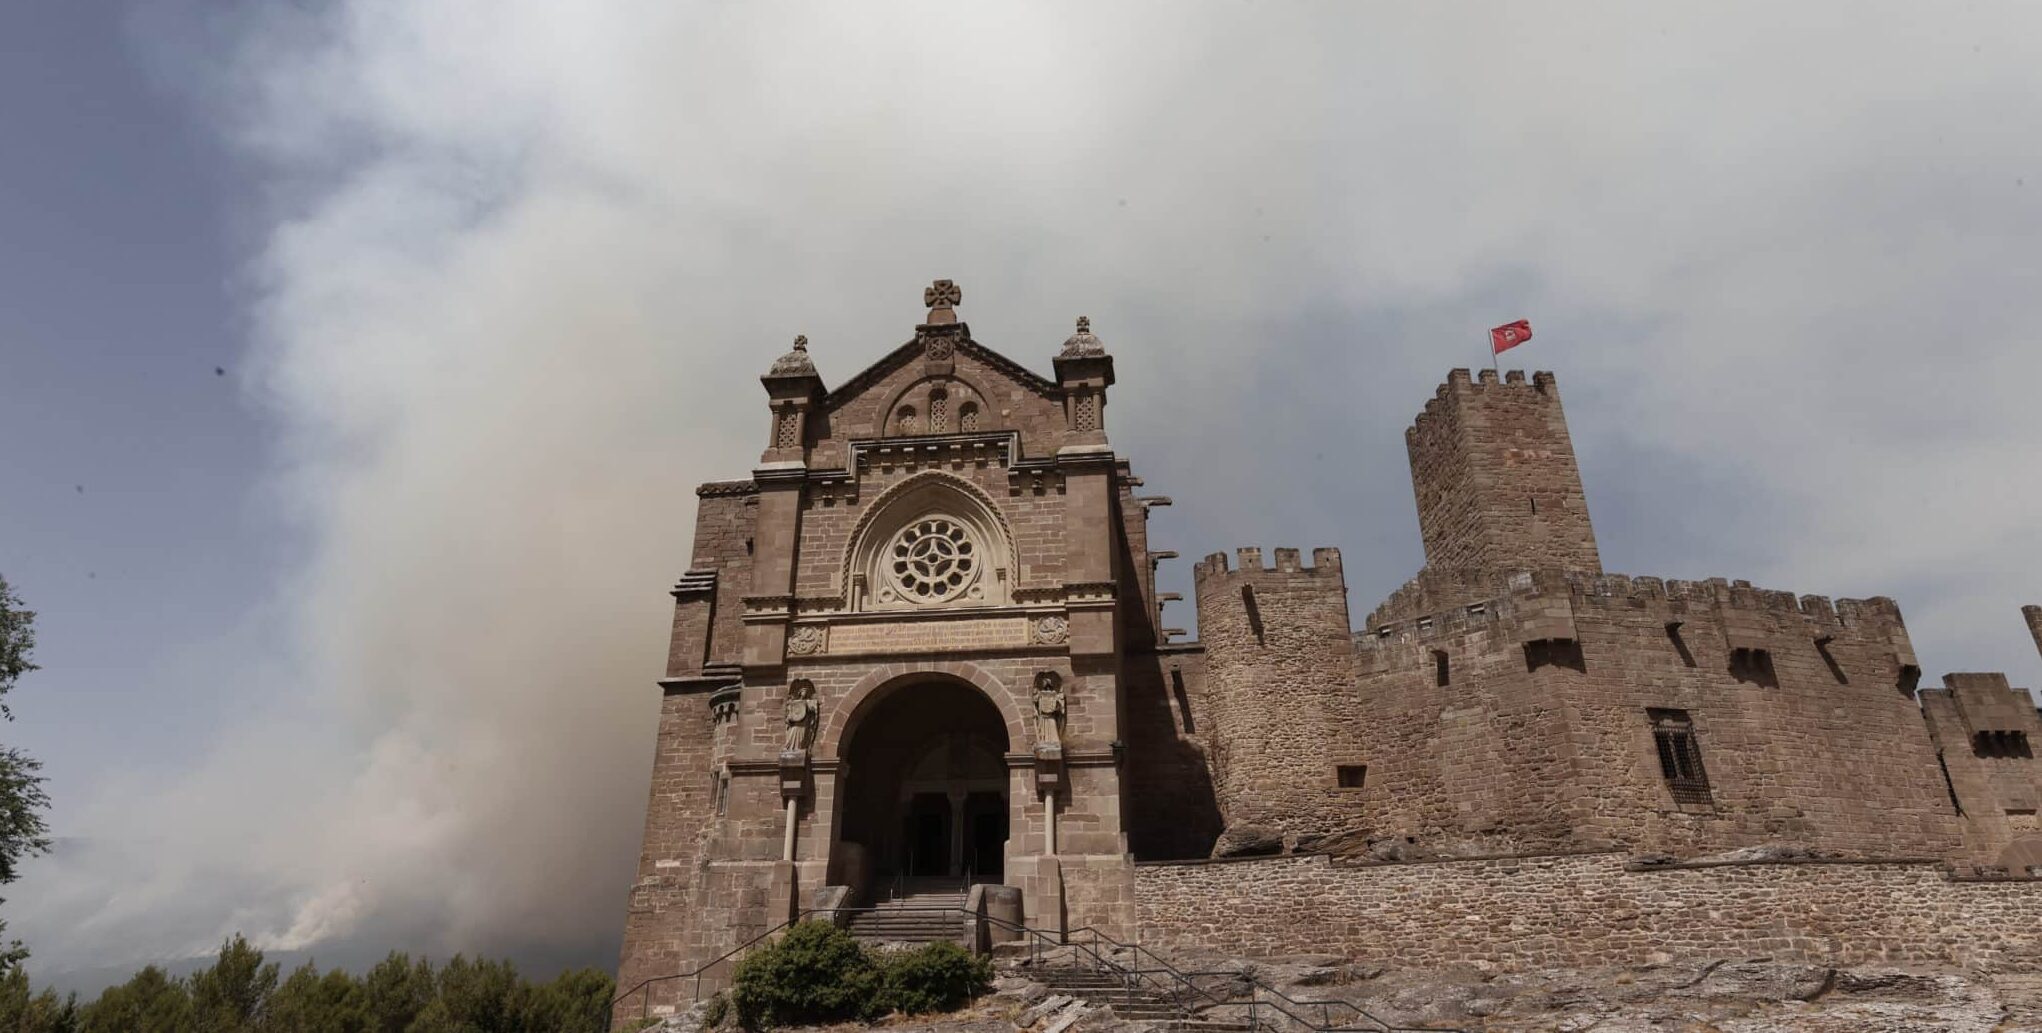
[[844, 882, 966, 944], [1028, 967, 1255, 1032]]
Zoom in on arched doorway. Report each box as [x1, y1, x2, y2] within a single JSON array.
[[834, 679, 1010, 899]]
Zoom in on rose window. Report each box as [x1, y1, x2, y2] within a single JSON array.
[[885, 517, 980, 604]]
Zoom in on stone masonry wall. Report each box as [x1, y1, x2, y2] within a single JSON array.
[[1121, 648, 1223, 860], [1192, 548, 1367, 842], [1922, 672, 2042, 868], [1406, 369, 1601, 576], [614, 688, 720, 1023], [1136, 852, 2042, 973], [1347, 571, 1963, 860], [689, 486, 756, 669]]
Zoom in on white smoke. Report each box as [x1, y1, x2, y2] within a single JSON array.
[[15, 0, 2042, 980]]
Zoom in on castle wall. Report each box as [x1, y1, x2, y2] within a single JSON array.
[[1191, 548, 1367, 843], [1120, 647, 1224, 860], [1136, 852, 2042, 972], [1340, 608, 1585, 856], [1922, 671, 2042, 869], [1406, 369, 1601, 576], [1350, 573, 1963, 860]]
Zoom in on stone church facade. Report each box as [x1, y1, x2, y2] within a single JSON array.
[[615, 281, 2042, 1017]]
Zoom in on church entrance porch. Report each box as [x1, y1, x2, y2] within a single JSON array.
[[834, 678, 1011, 901]]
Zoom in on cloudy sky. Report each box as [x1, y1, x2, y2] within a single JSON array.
[[4, 0, 2040, 989]]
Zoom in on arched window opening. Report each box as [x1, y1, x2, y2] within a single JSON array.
[[958, 401, 981, 432], [845, 473, 1013, 611], [896, 405, 918, 436], [929, 389, 949, 433]]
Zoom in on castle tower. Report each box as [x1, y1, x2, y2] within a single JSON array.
[[1405, 369, 1601, 575], [1191, 547, 1366, 846]]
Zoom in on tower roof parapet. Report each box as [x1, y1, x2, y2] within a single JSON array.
[[1192, 546, 1342, 581]]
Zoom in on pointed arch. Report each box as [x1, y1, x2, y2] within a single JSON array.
[[842, 470, 1015, 611]]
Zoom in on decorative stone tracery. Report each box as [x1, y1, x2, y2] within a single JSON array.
[[885, 517, 981, 604], [843, 471, 1014, 611]]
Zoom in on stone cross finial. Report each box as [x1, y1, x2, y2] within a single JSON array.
[[923, 279, 962, 324], [792, 334, 807, 351], [1075, 316, 1090, 334]]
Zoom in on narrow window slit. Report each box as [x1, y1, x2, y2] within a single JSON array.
[[1666, 621, 1696, 667]]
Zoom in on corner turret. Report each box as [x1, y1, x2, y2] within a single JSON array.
[[1190, 547, 1364, 850], [760, 334, 824, 464], [1053, 316, 1114, 451]]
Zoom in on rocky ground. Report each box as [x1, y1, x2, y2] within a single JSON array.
[[658, 951, 2042, 1033]]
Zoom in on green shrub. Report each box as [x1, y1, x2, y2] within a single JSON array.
[[874, 942, 991, 1016], [730, 922, 881, 1029]]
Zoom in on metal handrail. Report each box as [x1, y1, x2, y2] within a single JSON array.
[[1046, 922, 1448, 1033], [610, 906, 1462, 1033]]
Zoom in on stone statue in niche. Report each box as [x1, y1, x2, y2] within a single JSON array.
[[1033, 671, 1065, 747], [783, 679, 818, 752]]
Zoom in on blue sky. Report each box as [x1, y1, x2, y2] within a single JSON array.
[[3, 0, 2041, 990], [1, 1, 271, 832]]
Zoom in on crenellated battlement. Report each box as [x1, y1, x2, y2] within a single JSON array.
[[1404, 368, 1562, 445], [1403, 367, 1601, 576], [1356, 567, 1911, 674], [1193, 546, 1343, 583]]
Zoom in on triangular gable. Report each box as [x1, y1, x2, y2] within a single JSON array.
[[822, 332, 1061, 413]]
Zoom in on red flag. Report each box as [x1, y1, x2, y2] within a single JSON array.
[[1490, 319, 1533, 355]]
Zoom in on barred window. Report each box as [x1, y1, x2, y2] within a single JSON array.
[[1649, 708, 1713, 807], [929, 389, 949, 433], [958, 402, 980, 432]]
